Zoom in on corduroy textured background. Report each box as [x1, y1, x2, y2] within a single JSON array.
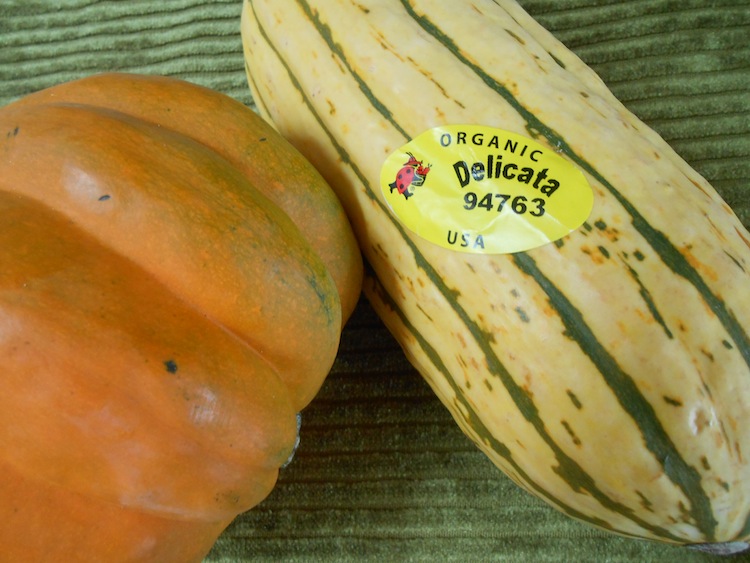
[[1, 1, 749, 562]]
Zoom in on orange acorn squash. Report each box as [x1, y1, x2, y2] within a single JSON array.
[[0, 72, 362, 563]]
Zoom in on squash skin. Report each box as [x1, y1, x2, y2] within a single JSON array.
[[0, 458, 231, 563], [0, 74, 362, 561], [240, 0, 750, 548], [7, 72, 363, 326], [1, 72, 363, 409]]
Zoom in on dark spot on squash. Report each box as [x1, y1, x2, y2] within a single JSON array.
[[506, 29, 526, 45], [355, 3, 370, 14], [515, 306, 530, 323], [722, 339, 734, 350], [635, 490, 654, 512], [215, 490, 240, 506], [581, 245, 610, 264], [164, 359, 178, 374], [701, 456, 711, 471], [624, 262, 673, 339], [663, 396, 683, 407], [701, 348, 715, 362], [633, 250, 646, 261], [98, 194, 111, 201], [549, 53, 566, 69], [560, 420, 581, 446], [258, 137, 267, 142], [566, 390, 582, 409], [594, 219, 607, 230], [7, 126, 19, 138], [677, 501, 692, 523], [724, 250, 746, 272]]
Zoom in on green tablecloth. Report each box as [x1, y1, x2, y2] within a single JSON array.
[[1, 1, 748, 561]]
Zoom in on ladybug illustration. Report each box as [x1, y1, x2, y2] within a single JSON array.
[[389, 152, 431, 200]]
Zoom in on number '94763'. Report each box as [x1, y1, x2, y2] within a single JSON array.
[[463, 192, 546, 216]]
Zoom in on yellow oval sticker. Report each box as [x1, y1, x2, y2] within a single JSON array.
[[380, 125, 593, 254]]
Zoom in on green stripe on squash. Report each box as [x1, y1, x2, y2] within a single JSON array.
[[241, 0, 750, 545], [246, 1, 701, 540]]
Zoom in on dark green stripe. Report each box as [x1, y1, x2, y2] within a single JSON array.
[[724, 250, 746, 273], [406, 0, 750, 373], [401, 0, 741, 538], [364, 263, 617, 534], [624, 261, 674, 340], [289, 1, 410, 141], [512, 251, 714, 535], [243, 60, 269, 116], [246, 0, 745, 540], [249, 1, 685, 540]]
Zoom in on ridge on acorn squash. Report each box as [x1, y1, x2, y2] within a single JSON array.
[[0, 73, 362, 563]]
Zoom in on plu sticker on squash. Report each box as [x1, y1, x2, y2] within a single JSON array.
[[381, 124, 593, 253]]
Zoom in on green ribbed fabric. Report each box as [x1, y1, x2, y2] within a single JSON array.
[[1, 1, 748, 561]]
